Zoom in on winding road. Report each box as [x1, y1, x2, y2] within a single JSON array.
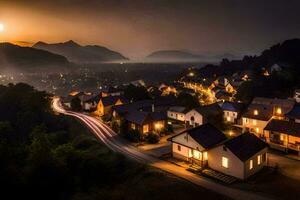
[[52, 97, 270, 200]]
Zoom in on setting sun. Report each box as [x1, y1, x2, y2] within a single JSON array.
[[0, 23, 4, 32]]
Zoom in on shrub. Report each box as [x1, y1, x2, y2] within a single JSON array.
[[126, 129, 143, 143], [145, 132, 159, 144]]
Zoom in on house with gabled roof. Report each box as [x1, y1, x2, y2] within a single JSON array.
[[221, 101, 245, 124], [185, 103, 223, 128], [169, 123, 227, 167], [208, 132, 268, 179], [167, 106, 188, 122], [95, 96, 128, 116]]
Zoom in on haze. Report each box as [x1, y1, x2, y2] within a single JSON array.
[[0, 0, 299, 59]]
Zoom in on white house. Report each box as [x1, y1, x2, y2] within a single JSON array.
[[169, 123, 227, 167], [185, 108, 203, 127], [221, 101, 244, 124], [208, 132, 268, 179], [167, 106, 187, 122], [169, 124, 268, 180]]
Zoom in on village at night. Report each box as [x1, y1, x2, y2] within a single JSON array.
[[0, 1, 300, 200]]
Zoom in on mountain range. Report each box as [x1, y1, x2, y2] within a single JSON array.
[[0, 43, 70, 71], [33, 40, 128, 63]]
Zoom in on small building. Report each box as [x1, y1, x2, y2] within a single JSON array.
[[95, 96, 128, 116], [185, 103, 223, 128], [221, 101, 244, 124], [126, 111, 167, 134], [264, 119, 300, 155], [241, 97, 294, 137], [169, 123, 227, 167], [167, 106, 187, 122], [208, 132, 268, 180], [294, 89, 300, 103]]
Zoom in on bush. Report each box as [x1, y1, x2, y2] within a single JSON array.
[[145, 132, 159, 144], [126, 129, 143, 143]]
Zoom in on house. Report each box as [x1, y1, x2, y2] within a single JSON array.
[[208, 132, 268, 179], [126, 111, 167, 134], [286, 104, 300, 123], [167, 106, 187, 122], [242, 97, 295, 137], [169, 123, 227, 167], [185, 103, 223, 128], [264, 119, 300, 155], [95, 96, 128, 116], [221, 101, 245, 124], [101, 86, 124, 97]]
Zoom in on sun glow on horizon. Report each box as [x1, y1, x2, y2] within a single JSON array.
[[0, 23, 4, 32]]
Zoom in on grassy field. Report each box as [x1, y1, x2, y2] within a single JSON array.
[[72, 118, 231, 200], [232, 167, 300, 200]]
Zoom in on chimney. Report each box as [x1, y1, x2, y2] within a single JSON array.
[[152, 104, 155, 112]]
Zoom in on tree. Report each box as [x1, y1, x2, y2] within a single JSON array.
[[71, 97, 82, 111], [124, 84, 150, 101], [177, 92, 200, 109]]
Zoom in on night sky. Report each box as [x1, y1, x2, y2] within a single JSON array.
[[0, 0, 299, 59]]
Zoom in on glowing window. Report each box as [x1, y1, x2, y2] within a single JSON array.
[[276, 108, 282, 115], [255, 127, 259, 133], [203, 152, 208, 160], [188, 149, 193, 158], [143, 124, 149, 133], [249, 160, 253, 170], [227, 116, 231, 122], [257, 155, 261, 165], [254, 110, 258, 115], [222, 157, 228, 168], [253, 119, 257, 125], [193, 150, 202, 160]]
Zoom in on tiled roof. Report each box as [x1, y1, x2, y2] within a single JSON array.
[[264, 119, 300, 137], [221, 101, 244, 112], [242, 104, 273, 121], [224, 132, 268, 162]]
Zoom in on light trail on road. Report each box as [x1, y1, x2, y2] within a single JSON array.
[[52, 97, 270, 200]]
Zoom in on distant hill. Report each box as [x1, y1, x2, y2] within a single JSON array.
[[0, 43, 70, 71], [146, 50, 205, 62], [146, 50, 238, 63], [198, 38, 300, 77], [33, 40, 128, 63]]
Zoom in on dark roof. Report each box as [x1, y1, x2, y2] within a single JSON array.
[[264, 119, 300, 137], [242, 104, 273, 121], [125, 111, 149, 125], [183, 123, 227, 149], [224, 132, 268, 162], [286, 104, 300, 119], [168, 106, 187, 113], [194, 103, 223, 118], [101, 96, 128, 107], [221, 101, 244, 112], [215, 90, 232, 99], [150, 112, 167, 121]]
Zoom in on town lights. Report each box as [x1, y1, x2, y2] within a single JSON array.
[[276, 108, 282, 115], [188, 72, 195, 77], [254, 110, 258, 115], [154, 123, 163, 130]]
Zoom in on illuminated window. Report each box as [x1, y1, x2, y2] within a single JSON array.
[[203, 152, 208, 160], [227, 116, 231, 122], [193, 150, 202, 160], [253, 119, 257, 125], [254, 110, 258, 115], [276, 108, 282, 115], [222, 157, 228, 168], [255, 127, 260, 133], [257, 155, 261, 165], [177, 145, 181, 151], [280, 134, 285, 141], [143, 124, 149, 133], [249, 160, 253, 170], [188, 149, 193, 157]]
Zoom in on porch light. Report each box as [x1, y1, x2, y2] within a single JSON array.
[[226, 116, 231, 122], [254, 110, 258, 115], [276, 108, 282, 115]]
